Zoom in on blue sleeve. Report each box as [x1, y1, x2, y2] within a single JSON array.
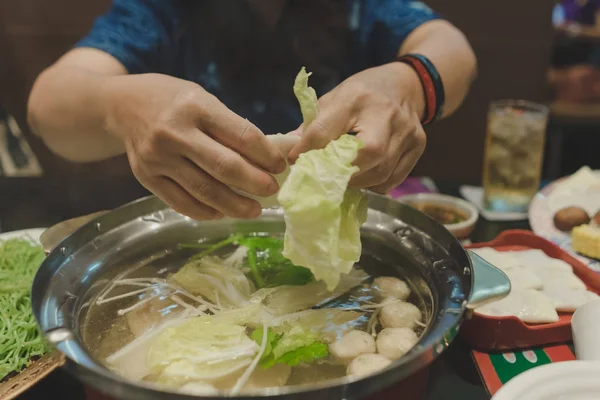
[[75, 0, 188, 74], [359, 0, 442, 65]]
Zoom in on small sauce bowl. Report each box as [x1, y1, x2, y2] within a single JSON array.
[[396, 193, 479, 240]]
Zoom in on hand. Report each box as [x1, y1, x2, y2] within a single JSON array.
[[103, 74, 286, 220], [288, 63, 427, 194]]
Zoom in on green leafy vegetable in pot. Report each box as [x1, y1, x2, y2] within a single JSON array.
[[250, 327, 329, 369], [179, 234, 315, 289]]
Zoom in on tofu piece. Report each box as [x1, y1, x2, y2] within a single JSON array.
[[504, 267, 544, 290], [475, 289, 560, 324], [471, 248, 521, 271], [543, 288, 600, 312]]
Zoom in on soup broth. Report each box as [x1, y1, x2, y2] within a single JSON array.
[[407, 202, 468, 225], [82, 234, 428, 396]]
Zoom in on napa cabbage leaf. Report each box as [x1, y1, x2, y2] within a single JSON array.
[[147, 310, 261, 383], [279, 68, 367, 291], [169, 256, 254, 308]]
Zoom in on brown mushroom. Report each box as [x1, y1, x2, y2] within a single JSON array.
[[593, 211, 600, 226], [553, 207, 591, 232]]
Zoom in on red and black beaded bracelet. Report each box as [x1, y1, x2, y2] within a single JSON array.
[[395, 53, 445, 126]]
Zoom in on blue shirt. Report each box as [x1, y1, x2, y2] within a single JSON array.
[[77, 0, 439, 133]]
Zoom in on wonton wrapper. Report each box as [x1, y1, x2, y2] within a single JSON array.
[[476, 289, 559, 324]]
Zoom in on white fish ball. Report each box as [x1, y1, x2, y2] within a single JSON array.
[[379, 301, 422, 329], [376, 328, 418, 360], [329, 330, 376, 364], [373, 277, 410, 301], [346, 354, 392, 378]]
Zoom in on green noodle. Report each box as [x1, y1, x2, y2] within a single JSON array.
[[0, 238, 49, 380]]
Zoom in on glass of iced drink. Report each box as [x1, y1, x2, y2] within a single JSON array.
[[482, 100, 550, 213]]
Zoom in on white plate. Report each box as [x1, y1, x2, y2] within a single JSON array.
[[0, 228, 46, 244], [492, 360, 600, 400], [529, 171, 600, 272]]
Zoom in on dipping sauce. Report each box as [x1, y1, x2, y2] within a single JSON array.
[[406, 202, 468, 225]]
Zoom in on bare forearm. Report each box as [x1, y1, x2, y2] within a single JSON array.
[[398, 20, 477, 118], [28, 50, 127, 162]]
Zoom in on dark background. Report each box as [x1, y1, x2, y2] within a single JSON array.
[[0, 0, 597, 222]]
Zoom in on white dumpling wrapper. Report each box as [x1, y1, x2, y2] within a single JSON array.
[[470, 248, 521, 271], [509, 249, 573, 273], [504, 267, 544, 291], [475, 289, 559, 324], [537, 269, 587, 291], [541, 287, 599, 312]]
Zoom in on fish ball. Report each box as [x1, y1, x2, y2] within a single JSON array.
[[376, 328, 418, 360], [329, 330, 376, 364], [346, 354, 391, 378], [379, 301, 422, 329], [372, 277, 410, 301]]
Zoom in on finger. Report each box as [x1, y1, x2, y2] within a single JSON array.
[[169, 158, 262, 219], [286, 126, 303, 137], [142, 176, 222, 221], [349, 136, 403, 189], [369, 148, 423, 194], [183, 130, 279, 197], [351, 116, 394, 175], [288, 102, 352, 163], [196, 95, 286, 174]]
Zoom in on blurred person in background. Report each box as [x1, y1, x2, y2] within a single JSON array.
[[550, 0, 600, 103], [28, 0, 476, 220]]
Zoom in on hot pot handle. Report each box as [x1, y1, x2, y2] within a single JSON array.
[[40, 210, 109, 255], [466, 250, 511, 310]]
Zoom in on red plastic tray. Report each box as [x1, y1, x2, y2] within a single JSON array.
[[461, 229, 600, 351]]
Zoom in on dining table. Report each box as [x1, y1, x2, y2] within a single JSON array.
[[2, 179, 531, 400]]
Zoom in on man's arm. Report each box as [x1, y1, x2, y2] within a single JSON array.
[[28, 48, 128, 162], [397, 19, 477, 119], [28, 0, 187, 162]]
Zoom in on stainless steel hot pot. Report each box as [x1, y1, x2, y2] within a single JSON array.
[[31, 193, 510, 400]]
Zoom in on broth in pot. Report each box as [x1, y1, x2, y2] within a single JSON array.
[[82, 234, 429, 396]]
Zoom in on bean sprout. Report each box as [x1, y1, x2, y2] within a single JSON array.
[[231, 322, 268, 395]]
